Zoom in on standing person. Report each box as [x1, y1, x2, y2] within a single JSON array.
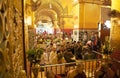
[[74, 42, 83, 60], [67, 63, 86, 78], [93, 33, 100, 51], [49, 47, 58, 64], [47, 43, 53, 60], [40, 49, 49, 64], [86, 39, 92, 50], [90, 31, 95, 50], [83, 31, 88, 45]]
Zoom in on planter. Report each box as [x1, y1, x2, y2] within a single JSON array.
[[32, 64, 40, 78], [102, 54, 110, 59]]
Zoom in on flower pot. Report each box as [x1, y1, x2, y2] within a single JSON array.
[[32, 64, 40, 78]]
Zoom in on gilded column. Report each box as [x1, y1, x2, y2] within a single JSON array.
[[54, 20, 60, 34], [79, 0, 85, 30], [110, 0, 120, 51]]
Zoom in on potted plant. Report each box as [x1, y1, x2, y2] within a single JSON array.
[[27, 48, 44, 78], [102, 39, 113, 59]]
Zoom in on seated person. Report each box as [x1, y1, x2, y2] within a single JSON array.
[[64, 49, 75, 63], [46, 70, 61, 78], [67, 63, 86, 78], [94, 62, 116, 78]]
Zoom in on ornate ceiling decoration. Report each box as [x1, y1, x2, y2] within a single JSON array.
[[26, 0, 111, 25], [37, 0, 64, 16], [35, 9, 57, 23], [78, 0, 111, 6], [34, 0, 64, 24], [30, 0, 41, 11]]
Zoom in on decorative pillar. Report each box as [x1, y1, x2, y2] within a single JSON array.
[[79, 1, 85, 30], [54, 20, 60, 34], [110, 0, 120, 51]]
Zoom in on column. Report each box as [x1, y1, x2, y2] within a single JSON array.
[[54, 20, 60, 34], [110, 0, 120, 51], [79, 1, 85, 30]]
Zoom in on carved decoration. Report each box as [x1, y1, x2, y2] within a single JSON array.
[[108, 9, 120, 18], [0, 0, 24, 78]]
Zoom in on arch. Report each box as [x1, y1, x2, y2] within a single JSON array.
[[35, 9, 57, 24], [34, 0, 64, 25], [36, 0, 63, 17]]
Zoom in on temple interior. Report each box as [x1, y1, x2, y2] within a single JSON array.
[[0, 0, 120, 78]]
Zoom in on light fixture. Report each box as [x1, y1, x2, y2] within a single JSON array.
[[73, 0, 78, 3], [33, 0, 37, 2], [49, 0, 52, 8], [105, 20, 111, 28], [74, 25, 78, 29], [25, 16, 32, 25], [49, 3, 52, 8]]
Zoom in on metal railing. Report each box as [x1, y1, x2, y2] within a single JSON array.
[[31, 59, 106, 78], [112, 58, 120, 78], [30, 50, 120, 78]]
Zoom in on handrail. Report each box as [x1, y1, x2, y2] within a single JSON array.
[[92, 50, 103, 56], [31, 59, 103, 69], [30, 59, 108, 78], [31, 59, 105, 78], [112, 58, 120, 63], [30, 56, 120, 78]]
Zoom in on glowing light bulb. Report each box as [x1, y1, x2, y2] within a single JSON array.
[[105, 20, 111, 28], [33, 0, 37, 2], [49, 3, 52, 8]]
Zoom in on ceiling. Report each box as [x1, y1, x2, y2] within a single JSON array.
[[32, 0, 64, 24], [78, 0, 111, 5], [25, 0, 111, 25]]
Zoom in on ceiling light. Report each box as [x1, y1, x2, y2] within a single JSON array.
[[73, 0, 78, 3], [49, 3, 52, 8], [33, 0, 37, 2], [105, 20, 111, 28]]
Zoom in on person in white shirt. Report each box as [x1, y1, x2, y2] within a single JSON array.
[[49, 47, 58, 64]]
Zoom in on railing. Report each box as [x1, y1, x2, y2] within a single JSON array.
[[112, 58, 120, 78], [31, 59, 106, 78], [30, 50, 120, 78]]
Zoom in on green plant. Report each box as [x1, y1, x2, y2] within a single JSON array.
[[102, 39, 113, 54], [27, 48, 44, 64], [103, 46, 113, 54]]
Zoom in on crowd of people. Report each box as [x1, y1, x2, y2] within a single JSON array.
[[35, 31, 102, 65], [32, 31, 118, 78]]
